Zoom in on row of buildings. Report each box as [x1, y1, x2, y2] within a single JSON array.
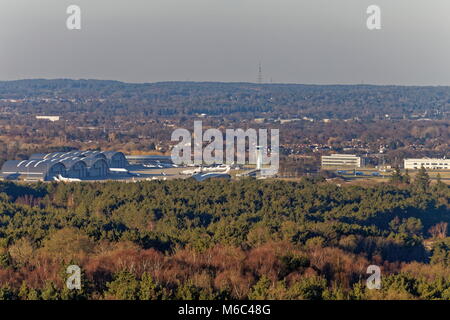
[[1, 150, 128, 181], [321, 154, 450, 170]]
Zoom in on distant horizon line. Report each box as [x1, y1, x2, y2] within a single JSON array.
[[1, 78, 450, 88]]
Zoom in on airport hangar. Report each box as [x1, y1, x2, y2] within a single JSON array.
[[1, 150, 128, 181]]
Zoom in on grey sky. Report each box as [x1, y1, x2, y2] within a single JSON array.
[[0, 0, 449, 85]]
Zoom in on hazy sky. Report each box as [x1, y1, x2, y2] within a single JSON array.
[[1, 0, 450, 85]]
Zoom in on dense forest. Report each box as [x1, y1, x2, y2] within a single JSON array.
[[0, 172, 449, 300]]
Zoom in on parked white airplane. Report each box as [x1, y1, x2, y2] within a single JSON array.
[[182, 165, 230, 175], [54, 174, 82, 182], [181, 167, 202, 175], [202, 165, 231, 173], [109, 168, 129, 173]]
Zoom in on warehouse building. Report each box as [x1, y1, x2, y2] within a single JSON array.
[[1, 150, 129, 181], [125, 155, 173, 166], [404, 158, 450, 170]]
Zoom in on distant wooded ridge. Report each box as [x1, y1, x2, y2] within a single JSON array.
[[0, 79, 448, 119], [1, 79, 449, 95]]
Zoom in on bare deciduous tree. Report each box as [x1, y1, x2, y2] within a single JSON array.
[[429, 222, 448, 239]]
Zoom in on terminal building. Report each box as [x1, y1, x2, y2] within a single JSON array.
[[125, 155, 173, 166], [404, 158, 450, 170], [1, 150, 129, 181], [321, 154, 365, 168]]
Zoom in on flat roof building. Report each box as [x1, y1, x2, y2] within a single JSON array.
[[35, 116, 60, 122], [126, 155, 172, 165], [321, 154, 364, 168], [404, 158, 450, 170]]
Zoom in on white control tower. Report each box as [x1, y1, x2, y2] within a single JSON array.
[[256, 146, 263, 170]]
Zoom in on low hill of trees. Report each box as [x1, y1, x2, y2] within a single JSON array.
[[0, 176, 448, 300]]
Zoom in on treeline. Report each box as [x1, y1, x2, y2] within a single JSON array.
[[0, 176, 449, 300]]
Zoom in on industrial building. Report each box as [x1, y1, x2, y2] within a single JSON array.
[[125, 155, 173, 166], [1, 150, 129, 181], [321, 154, 365, 168], [404, 158, 450, 170], [35, 115, 60, 122]]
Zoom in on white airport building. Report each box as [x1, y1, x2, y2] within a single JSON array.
[[35, 115, 60, 122], [321, 154, 364, 168], [404, 158, 450, 170]]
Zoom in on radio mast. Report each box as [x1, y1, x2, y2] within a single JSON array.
[[257, 62, 263, 84]]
